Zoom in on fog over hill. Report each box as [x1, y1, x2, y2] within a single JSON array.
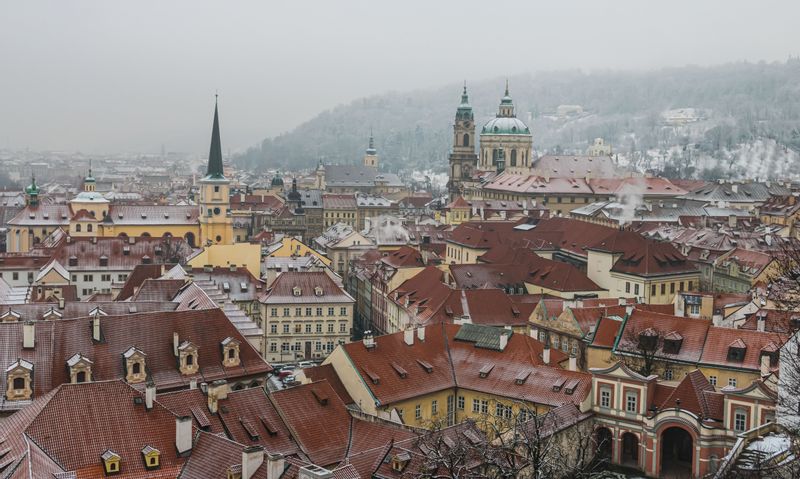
[[235, 60, 800, 180]]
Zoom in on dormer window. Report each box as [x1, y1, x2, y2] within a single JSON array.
[[5, 359, 34, 401], [727, 339, 747, 362], [101, 449, 121, 476], [99, 255, 109, 267], [662, 331, 683, 355], [292, 286, 302, 296], [637, 328, 658, 351], [221, 337, 241, 368], [178, 341, 199, 375], [314, 286, 323, 296], [391, 452, 411, 472], [67, 353, 93, 383], [69, 255, 78, 267], [141, 445, 160, 470], [123, 347, 147, 383]]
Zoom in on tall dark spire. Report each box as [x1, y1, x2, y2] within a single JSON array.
[[206, 95, 225, 180], [366, 128, 376, 155]]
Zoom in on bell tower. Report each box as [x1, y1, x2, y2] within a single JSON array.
[[447, 83, 478, 198], [198, 96, 234, 246], [363, 131, 378, 169]]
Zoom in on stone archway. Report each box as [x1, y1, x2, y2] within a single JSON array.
[[660, 426, 693, 478], [621, 432, 639, 467], [184, 232, 196, 248]]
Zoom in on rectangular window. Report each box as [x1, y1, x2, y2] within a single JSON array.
[[457, 396, 465, 410], [431, 400, 438, 415], [316, 307, 323, 316], [283, 308, 290, 317], [339, 323, 347, 333], [101, 274, 111, 282], [679, 281, 684, 292], [553, 336, 560, 349], [670, 282, 675, 294], [270, 308, 278, 317], [661, 283, 666, 295], [664, 369, 674, 380], [270, 324, 277, 334], [294, 324, 302, 334], [12, 272, 19, 281], [734, 410, 747, 432], [328, 307, 334, 316], [689, 304, 700, 315], [625, 282, 631, 293], [728, 378, 737, 387], [305, 324, 311, 334], [340, 307, 347, 316], [472, 399, 480, 413], [295, 307, 302, 317], [118, 274, 127, 281], [283, 324, 290, 334], [600, 388, 611, 408], [709, 375, 717, 386], [688, 281, 694, 291], [415, 404, 421, 419], [269, 343, 277, 353], [328, 323, 334, 333], [316, 323, 323, 333], [651, 284, 656, 296], [315, 341, 322, 351], [634, 283, 640, 295], [626, 392, 638, 413], [281, 342, 289, 352], [305, 307, 312, 316], [480, 400, 488, 414]]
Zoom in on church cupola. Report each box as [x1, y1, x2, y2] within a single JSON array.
[[447, 82, 479, 198], [456, 82, 474, 121], [363, 130, 378, 168], [83, 162, 96, 193], [25, 174, 40, 207], [498, 80, 515, 118]]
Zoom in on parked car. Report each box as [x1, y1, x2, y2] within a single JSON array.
[[282, 375, 296, 384], [276, 369, 293, 379], [298, 361, 315, 368]]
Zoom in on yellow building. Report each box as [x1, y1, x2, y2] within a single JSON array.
[[264, 237, 331, 267], [324, 323, 591, 431], [6, 99, 235, 252]]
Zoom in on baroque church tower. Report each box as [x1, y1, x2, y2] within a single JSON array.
[[447, 84, 478, 198], [198, 96, 234, 246], [363, 131, 378, 168]]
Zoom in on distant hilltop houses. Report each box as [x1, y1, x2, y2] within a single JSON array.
[[0, 86, 799, 478]]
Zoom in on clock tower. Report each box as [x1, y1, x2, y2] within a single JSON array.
[[198, 96, 234, 246], [447, 83, 478, 198]]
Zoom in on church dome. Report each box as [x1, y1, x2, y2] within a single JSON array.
[[271, 174, 284, 187], [72, 191, 109, 203], [25, 178, 39, 196], [481, 117, 531, 135]]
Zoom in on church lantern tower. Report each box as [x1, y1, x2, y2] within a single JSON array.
[[198, 96, 234, 246], [25, 174, 40, 207], [447, 83, 478, 198], [363, 131, 378, 169]]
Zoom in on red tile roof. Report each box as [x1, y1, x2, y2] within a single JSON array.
[[380, 246, 425, 268], [656, 369, 721, 419], [259, 271, 353, 305], [615, 309, 712, 363], [588, 177, 686, 197], [24, 380, 187, 478], [699, 327, 787, 373], [590, 230, 697, 277], [115, 264, 169, 300], [341, 323, 586, 408], [589, 316, 624, 348], [303, 364, 354, 405]]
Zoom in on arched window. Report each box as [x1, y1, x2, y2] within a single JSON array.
[[186, 354, 194, 366], [462, 133, 469, 147], [141, 232, 151, 237], [76, 371, 87, 383], [228, 349, 236, 360], [87, 224, 93, 232], [13, 377, 25, 389], [75, 224, 81, 232], [132, 362, 141, 374], [511, 149, 517, 166]]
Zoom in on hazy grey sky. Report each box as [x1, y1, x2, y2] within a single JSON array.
[[1, 0, 798, 154]]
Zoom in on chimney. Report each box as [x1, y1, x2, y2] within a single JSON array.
[[58, 297, 65, 310], [403, 328, 414, 346], [189, 378, 198, 389], [145, 382, 156, 410], [229, 264, 237, 272], [417, 326, 425, 342], [728, 214, 737, 228], [575, 298, 584, 309], [23, 321, 35, 349], [618, 297, 627, 306], [542, 343, 551, 365], [267, 453, 285, 479], [92, 315, 101, 342], [66, 235, 72, 244], [207, 379, 229, 414], [175, 416, 193, 456], [731, 184, 739, 194], [568, 355, 577, 372], [625, 305, 635, 316], [760, 354, 771, 376], [242, 446, 265, 479], [128, 236, 135, 245], [362, 331, 375, 350], [499, 333, 508, 351], [173, 332, 180, 356], [757, 313, 766, 332], [298, 465, 334, 479]]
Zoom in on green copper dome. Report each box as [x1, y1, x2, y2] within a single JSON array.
[[271, 174, 284, 187], [481, 117, 531, 135], [25, 176, 39, 195]]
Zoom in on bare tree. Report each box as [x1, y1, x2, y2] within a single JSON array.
[[612, 326, 673, 377], [406, 403, 603, 479]]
